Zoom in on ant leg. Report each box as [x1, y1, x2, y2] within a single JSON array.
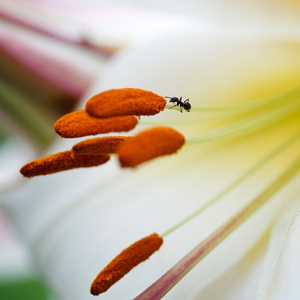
[[183, 98, 190, 103], [168, 104, 177, 109]]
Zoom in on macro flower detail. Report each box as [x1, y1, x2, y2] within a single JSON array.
[[18, 80, 300, 299], [90, 233, 163, 296], [5, 1, 300, 300], [85, 88, 166, 118], [20, 88, 184, 176], [83, 82, 300, 297]]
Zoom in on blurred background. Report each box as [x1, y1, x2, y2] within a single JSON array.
[[0, 1, 200, 298], [0, 0, 300, 299]]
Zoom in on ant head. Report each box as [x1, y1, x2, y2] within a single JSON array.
[[169, 97, 179, 103]]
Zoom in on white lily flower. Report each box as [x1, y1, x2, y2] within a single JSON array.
[[83, 31, 300, 300], [3, 4, 300, 300]]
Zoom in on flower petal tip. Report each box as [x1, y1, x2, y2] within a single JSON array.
[[118, 126, 185, 168], [90, 233, 163, 295], [86, 88, 166, 118]]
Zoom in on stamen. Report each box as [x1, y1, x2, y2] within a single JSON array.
[[90, 233, 163, 295], [72, 136, 131, 154], [54, 110, 138, 138], [85, 88, 166, 118], [20, 151, 110, 177], [135, 156, 300, 300], [118, 127, 185, 168]]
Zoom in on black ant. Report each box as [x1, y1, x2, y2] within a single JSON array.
[[165, 96, 191, 113]]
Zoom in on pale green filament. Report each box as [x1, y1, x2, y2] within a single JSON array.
[[161, 130, 300, 237], [164, 85, 300, 113], [141, 85, 300, 131], [186, 97, 300, 144]]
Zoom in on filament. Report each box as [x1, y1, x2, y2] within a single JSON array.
[[161, 130, 300, 237], [164, 85, 300, 114], [141, 85, 300, 132], [136, 155, 300, 300], [186, 97, 300, 144]]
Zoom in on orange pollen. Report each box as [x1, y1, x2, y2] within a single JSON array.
[[118, 126, 185, 168], [90, 233, 163, 295], [85, 88, 166, 118], [72, 136, 131, 155], [20, 151, 110, 177], [54, 110, 138, 138]]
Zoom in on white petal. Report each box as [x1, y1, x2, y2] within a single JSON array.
[[193, 232, 269, 300], [4, 30, 300, 300], [256, 197, 300, 300]]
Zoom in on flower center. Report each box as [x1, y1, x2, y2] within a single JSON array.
[[19, 86, 300, 297]]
